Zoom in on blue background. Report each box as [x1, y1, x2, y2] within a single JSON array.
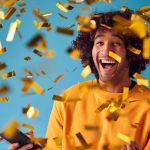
[[0, 0, 150, 149]]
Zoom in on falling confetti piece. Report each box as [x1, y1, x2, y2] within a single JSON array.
[[22, 123, 34, 131], [122, 87, 129, 101], [56, 2, 68, 12], [2, 71, 16, 79], [109, 51, 121, 63], [128, 45, 141, 55], [4, 7, 16, 20], [117, 132, 131, 143], [0, 97, 9, 102], [27, 106, 39, 120], [81, 65, 91, 78], [133, 72, 149, 86], [6, 21, 17, 42], [58, 13, 68, 19], [56, 27, 74, 35], [53, 73, 65, 83], [3, 120, 19, 138], [143, 37, 150, 59]]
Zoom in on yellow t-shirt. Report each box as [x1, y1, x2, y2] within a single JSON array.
[[45, 80, 150, 150]]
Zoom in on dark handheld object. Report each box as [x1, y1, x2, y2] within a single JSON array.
[[0, 129, 41, 150]]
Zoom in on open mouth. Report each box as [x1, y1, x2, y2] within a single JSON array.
[[99, 59, 117, 69]]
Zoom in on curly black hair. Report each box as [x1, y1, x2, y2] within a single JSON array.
[[72, 9, 150, 79]]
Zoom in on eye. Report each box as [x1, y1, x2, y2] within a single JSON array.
[[112, 42, 121, 46], [96, 41, 104, 46]]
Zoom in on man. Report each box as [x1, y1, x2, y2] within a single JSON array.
[[9, 9, 150, 150]]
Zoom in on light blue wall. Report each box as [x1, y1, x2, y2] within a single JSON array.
[[0, 0, 150, 149]]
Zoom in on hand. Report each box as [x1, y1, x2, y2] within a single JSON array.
[[8, 143, 41, 150], [121, 141, 142, 150]]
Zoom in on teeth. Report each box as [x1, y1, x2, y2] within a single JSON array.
[[101, 60, 116, 64]]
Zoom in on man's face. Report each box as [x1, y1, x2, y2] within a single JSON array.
[[92, 29, 130, 83]]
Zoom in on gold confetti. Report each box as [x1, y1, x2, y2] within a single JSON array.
[[22, 104, 31, 114], [0, 97, 9, 102], [33, 9, 48, 22], [24, 68, 33, 76], [100, 24, 112, 30], [33, 49, 43, 57], [0, 85, 9, 94], [3, 120, 19, 138], [121, 6, 127, 12], [21, 78, 45, 94], [128, 45, 141, 55], [122, 87, 129, 101], [53, 73, 64, 83], [64, 3, 74, 10], [138, 6, 150, 15], [81, 65, 91, 78], [44, 50, 55, 58], [31, 137, 47, 148], [6, 21, 17, 42], [0, 10, 4, 20], [76, 132, 91, 148], [129, 19, 148, 39], [22, 123, 34, 131], [67, 48, 80, 59], [68, 0, 82, 4], [18, 2, 27, 7], [27, 34, 47, 50], [20, 8, 26, 13], [58, 13, 68, 19], [24, 56, 32, 61], [143, 37, 150, 59], [84, 0, 98, 5], [2, 0, 16, 8], [107, 109, 120, 121], [4, 7, 16, 20], [2, 71, 16, 79], [53, 137, 62, 147], [52, 95, 65, 101], [65, 24, 75, 29], [76, 15, 90, 25], [117, 132, 131, 143], [56, 2, 68, 12], [109, 51, 121, 63], [41, 11, 52, 17], [133, 72, 149, 87], [0, 47, 6, 55], [84, 125, 99, 131], [56, 27, 74, 35], [0, 62, 7, 70], [27, 106, 39, 120]]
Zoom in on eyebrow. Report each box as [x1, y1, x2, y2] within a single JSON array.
[[94, 33, 124, 41]]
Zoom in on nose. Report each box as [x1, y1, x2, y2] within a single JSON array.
[[100, 42, 112, 56]]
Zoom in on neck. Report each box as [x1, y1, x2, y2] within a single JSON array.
[[98, 77, 131, 93]]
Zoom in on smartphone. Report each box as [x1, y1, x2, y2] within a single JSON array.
[[0, 129, 41, 150]]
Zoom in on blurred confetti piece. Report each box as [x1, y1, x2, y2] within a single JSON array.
[[107, 109, 120, 121], [113, 15, 131, 26], [0, 10, 4, 19], [0, 62, 7, 70], [0, 85, 9, 94], [31, 137, 47, 148], [122, 87, 129, 101], [6, 21, 17, 42], [33, 49, 43, 57], [22, 123, 34, 131], [138, 6, 150, 15], [22, 104, 31, 114], [143, 37, 150, 59], [44, 50, 55, 58], [0, 97, 9, 102], [4, 7, 16, 20], [58, 13, 68, 19], [41, 11, 52, 17], [21, 78, 45, 94], [107, 102, 119, 113], [24, 68, 33, 77], [117, 132, 131, 143], [109, 51, 121, 63], [128, 45, 141, 55], [84, 125, 99, 131], [24, 56, 32, 61], [53, 73, 65, 83], [56, 2, 68, 12], [27, 34, 46, 50], [3, 120, 19, 138], [121, 6, 127, 12], [133, 72, 149, 86], [53, 137, 62, 147], [68, 0, 83, 4], [67, 48, 80, 59], [129, 19, 148, 39], [84, 0, 98, 5], [56, 27, 74, 35], [0, 47, 6, 55], [64, 3, 74, 10], [65, 24, 75, 29], [2, 0, 16, 8], [27, 106, 39, 120], [33, 9, 48, 22], [2, 71, 16, 79], [77, 15, 90, 24], [52, 95, 64, 101], [81, 65, 91, 78], [76, 132, 91, 148]]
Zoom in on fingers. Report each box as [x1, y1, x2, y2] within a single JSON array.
[[9, 143, 33, 150], [9, 143, 20, 150], [121, 141, 142, 150], [18, 144, 33, 150]]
